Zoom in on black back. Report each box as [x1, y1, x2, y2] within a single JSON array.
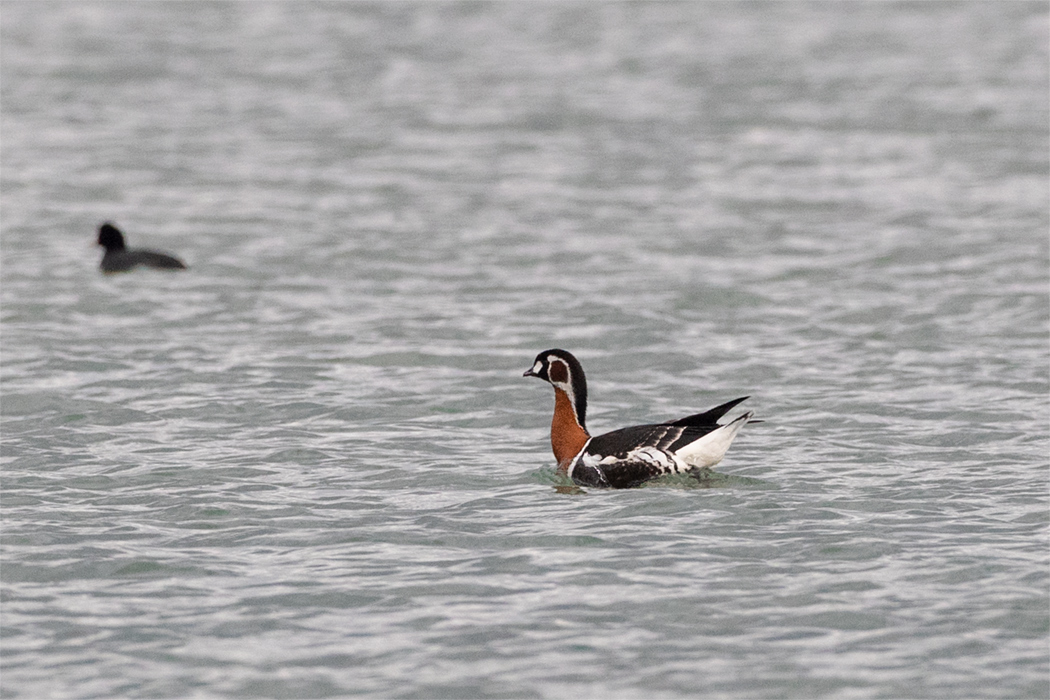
[[668, 396, 750, 427]]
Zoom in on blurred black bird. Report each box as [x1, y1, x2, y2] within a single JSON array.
[[97, 222, 187, 273]]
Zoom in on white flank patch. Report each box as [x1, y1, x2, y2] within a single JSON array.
[[674, 411, 753, 468], [582, 446, 687, 473], [564, 439, 591, 480], [625, 446, 683, 471]]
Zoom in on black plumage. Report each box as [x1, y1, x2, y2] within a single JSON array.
[[97, 222, 187, 273]]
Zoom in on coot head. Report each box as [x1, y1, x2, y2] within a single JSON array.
[[97, 222, 126, 252]]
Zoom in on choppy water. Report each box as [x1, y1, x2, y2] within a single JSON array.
[[2, 2, 1048, 698]]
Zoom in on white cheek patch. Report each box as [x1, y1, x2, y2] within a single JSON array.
[[532, 360, 543, 375]]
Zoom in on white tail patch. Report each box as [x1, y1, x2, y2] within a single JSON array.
[[673, 411, 753, 468]]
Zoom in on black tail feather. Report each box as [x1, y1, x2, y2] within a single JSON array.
[[668, 396, 750, 427]]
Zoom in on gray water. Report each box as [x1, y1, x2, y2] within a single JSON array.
[[2, 2, 1048, 698]]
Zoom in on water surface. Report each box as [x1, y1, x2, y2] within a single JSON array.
[[2, 3, 1048, 698]]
